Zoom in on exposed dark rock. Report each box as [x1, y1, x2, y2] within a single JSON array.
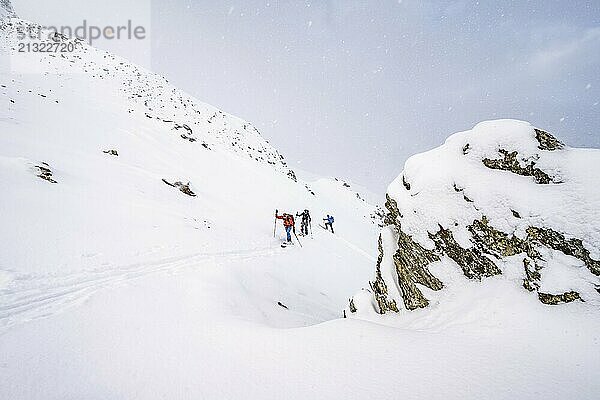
[[277, 301, 288, 309], [429, 225, 502, 280], [348, 298, 357, 313], [103, 149, 118, 156], [174, 123, 194, 143], [394, 229, 443, 309], [370, 206, 386, 227], [162, 178, 176, 188], [383, 194, 401, 226], [522, 258, 542, 292], [468, 217, 539, 259], [367, 235, 399, 313], [370, 198, 444, 311], [374, 213, 598, 310], [483, 149, 554, 184], [162, 179, 196, 197], [535, 129, 564, 151], [526, 227, 600, 276], [538, 291, 581, 305], [181, 134, 196, 142], [287, 170, 297, 182], [35, 163, 57, 184], [453, 183, 473, 203], [402, 175, 411, 191], [176, 182, 196, 197]]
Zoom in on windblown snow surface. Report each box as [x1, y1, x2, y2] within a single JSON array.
[[1, 8, 600, 400]]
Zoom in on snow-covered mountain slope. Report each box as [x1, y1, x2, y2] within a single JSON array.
[[350, 120, 599, 316], [0, 10, 381, 332]]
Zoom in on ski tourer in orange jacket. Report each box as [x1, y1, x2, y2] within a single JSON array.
[[276, 213, 295, 227], [276, 212, 295, 243]]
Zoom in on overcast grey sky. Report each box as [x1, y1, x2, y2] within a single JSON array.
[[12, 0, 600, 191]]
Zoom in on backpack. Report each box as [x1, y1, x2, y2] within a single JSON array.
[[285, 215, 294, 226]]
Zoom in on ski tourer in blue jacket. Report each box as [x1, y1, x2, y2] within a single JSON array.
[[323, 215, 335, 233]]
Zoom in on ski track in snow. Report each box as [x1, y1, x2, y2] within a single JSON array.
[[0, 246, 279, 334]]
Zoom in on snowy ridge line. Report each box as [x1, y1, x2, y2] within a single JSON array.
[[1, 17, 289, 173], [0, 246, 279, 334]]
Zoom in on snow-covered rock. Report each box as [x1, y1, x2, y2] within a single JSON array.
[[0, 0, 16, 20], [350, 120, 600, 315]]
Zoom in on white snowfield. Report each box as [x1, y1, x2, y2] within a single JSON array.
[[1, 5, 599, 400]]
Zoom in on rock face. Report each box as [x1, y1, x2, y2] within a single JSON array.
[[350, 120, 600, 315]]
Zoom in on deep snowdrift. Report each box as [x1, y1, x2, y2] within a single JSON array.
[[350, 119, 600, 316]]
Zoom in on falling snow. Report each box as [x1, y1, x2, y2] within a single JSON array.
[[147, 1, 600, 191]]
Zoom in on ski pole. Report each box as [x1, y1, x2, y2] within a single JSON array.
[[293, 227, 303, 248], [273, 209, 278, 238]]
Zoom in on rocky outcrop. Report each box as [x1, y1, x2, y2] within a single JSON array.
[[535, 128, 564, 151], [538, 291, 581, 305], [162, 179, 196, 197], [35, 163, 57, 184], [369, 235, 401, 312], [526, 227, 600, 277], [287, 170, 297, 182], [350, 120, 600, 315], [482, 149, 555, 184], [103, 149, 119, 157]]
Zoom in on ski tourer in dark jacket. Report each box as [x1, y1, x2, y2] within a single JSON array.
[[296, 209, 311, 236]]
